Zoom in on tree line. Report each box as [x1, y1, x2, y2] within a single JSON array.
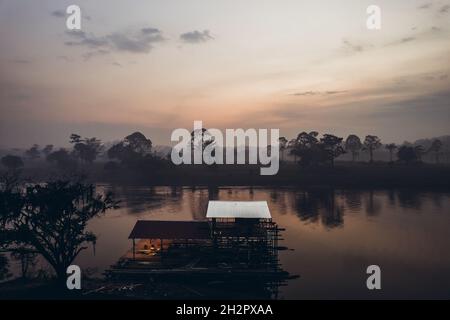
[[0, 131, 446, 172], [278, 132, 444, 167]]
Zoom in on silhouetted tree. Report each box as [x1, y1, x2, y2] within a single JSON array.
[[1, 180, 118, 284], [107, 132, 153, 167], [190, 128, 215, 163], [24, 144, 40, 160], [278, 137, 288, 162], [397, 145, 417, 164], [320, 134, 345, 167], [70, 134, 103, 164], [363, 135, 381, 163], [46, 148, 75, 169], [42, 144, 54, 157], [124, 132, 153, 155], [1, 155, 24, 170], [11, 249, 36, 279], [385, 143, 397, 163], [290, 131, 321, 166], [345, 134, 362, 162], [0, 254, 11, 281], [429, 139, 442, 163], [414, 145, 425, 162], [287, 138, 298, 163]]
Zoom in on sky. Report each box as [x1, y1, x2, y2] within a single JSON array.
[[0, 0, 449, 148]]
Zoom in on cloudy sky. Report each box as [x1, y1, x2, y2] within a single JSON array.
[[0, 0, 449, 147]]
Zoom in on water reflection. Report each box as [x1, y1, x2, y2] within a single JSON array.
[[87, 186, 450, 298], [103, 186, 449, 229], [293, 189, 344, 228]]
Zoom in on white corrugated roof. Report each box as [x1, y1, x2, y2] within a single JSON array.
[[206, 201, 271, 219]]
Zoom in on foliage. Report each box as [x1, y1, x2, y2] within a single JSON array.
[[0, 179, 118, 282], [70, 134, 103, 164], [397, 145, 418, 163], [46, 148, 75, 169], [42, 144, 54, 157], [25, 144, 41, 160], [1, 155, 24, 170], [289, 132, 344, 167], [363, 135, 382, 163], [107, 132, 156, 168], [385, 143, 397, 162], [345, 134, 362, 162]]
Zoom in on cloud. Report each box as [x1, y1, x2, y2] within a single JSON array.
[[82, 49, 109, 61], [141, 27, 160, 35], [64, 27, 164, 55], [180, 30, 214, 43], [422, 73, 449, 81], [51, 9, 90, 20], [8, 59, 31, 64], [292, 90, 347, 96], [107, 29, 164, 53], [51, 10, 65, 18], [56, 55, 73, 62], [439, 4, 450, 14], [399, 37, 416, 43], [341, 39, 367, 53], [65, 31, 109, 49], [418, 3, 432, 10]]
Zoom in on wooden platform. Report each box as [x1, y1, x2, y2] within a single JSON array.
[[105, 266, 291, 280]]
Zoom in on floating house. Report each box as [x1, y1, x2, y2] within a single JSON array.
[[106, 200, 289, 290]]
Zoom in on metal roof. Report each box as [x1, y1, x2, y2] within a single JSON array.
[[129, 220, 211, 239], [206, 201, 271, 219]]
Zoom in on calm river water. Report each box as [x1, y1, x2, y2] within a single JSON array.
[[72, 186, 450, 299]]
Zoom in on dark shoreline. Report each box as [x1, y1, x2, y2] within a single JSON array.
[[18, 162, 450, 189]]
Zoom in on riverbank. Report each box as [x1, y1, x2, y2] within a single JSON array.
[[19, 162, 450, 188]]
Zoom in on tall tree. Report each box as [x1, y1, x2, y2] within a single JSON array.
[[290, 132, 318, 166], [397, 145, 417, 164], [123, 132, 152, 155], [70, 134, 103, 164], [287, 138, 298, 163], [278, 137, 288, 162], [414, 145, 425, 162], [42, 144, 54, 157], [320, 134, 345, 167], [1, 181, 118, 284], [385, 143, 397, 163], [25, 144, 40, 160], [345, 134, 362, 162], [429, 139, 443, 164], [1, 155, 24, 171], [107, 132, 153, 167], [363, 135, 382, 163], [46, 149, 74, 169]]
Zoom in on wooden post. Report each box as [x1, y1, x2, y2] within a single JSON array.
[[160, 239, 163, 264], [132, 238, 136, 260]]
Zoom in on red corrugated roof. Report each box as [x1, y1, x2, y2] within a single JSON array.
[[128, 220, 211, 239]]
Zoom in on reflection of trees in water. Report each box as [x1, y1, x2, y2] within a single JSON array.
[[269, 190, 289, 216], [188, 186, 219, 220], [342, 190, 363, 212], [387, 189, 396, 207], [103, 186, 168, 215], [249, 186, 254, 198], [0, 254, 11, 281], [365, 190, 382, 216], [293, 189, 344, 228], [396, 190, 423, 210], [429, 192, 444, 209], [170, 186, 183, 198]]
